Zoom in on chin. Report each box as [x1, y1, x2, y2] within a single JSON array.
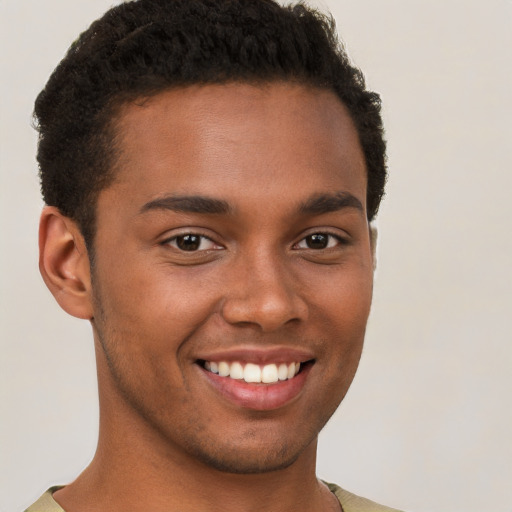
[[187, 440, 307, 475]]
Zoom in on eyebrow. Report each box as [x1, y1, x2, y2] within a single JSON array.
[[298, 192, 364, 215], [140, 195, 231, 215], [139, 191, 363, 217]]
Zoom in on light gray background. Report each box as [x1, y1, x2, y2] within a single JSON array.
[[1, 1, 511, 511]]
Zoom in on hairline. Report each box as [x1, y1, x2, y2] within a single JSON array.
[[83, 77, 371, 261]]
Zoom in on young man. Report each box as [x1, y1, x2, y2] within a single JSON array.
[[27, 0, 397, 510]]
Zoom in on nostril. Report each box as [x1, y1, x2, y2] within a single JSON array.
[[220, 297, 307, 332]]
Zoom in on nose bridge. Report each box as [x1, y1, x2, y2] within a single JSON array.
[[220, 244, 307, 331]]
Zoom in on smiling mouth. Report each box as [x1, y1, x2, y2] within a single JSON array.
[[199, 360, 313, 384]]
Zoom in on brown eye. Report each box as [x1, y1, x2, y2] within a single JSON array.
[[176, 234, 201, 251], [296, 233, 341, 250], [165, 234, 221, 252], [305, 234, 329, 249]]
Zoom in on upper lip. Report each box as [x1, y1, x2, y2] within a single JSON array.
[[195, 345, 315, 365]]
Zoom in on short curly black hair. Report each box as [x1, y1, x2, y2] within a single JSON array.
[[34, 0, 386, 249]]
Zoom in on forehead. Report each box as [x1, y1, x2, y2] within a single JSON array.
[[108, 82, 367, 212]]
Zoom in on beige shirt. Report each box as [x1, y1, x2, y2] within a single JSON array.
[[25, 483, 403, 512]]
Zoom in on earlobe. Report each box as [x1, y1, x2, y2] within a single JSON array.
[[39, 206, 94, 320]]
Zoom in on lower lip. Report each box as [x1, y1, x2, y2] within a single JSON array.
[[199, 363, 312, 411]]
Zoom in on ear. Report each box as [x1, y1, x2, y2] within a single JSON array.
[[39, 206, 94, 320], [369, 223, 378, 271]]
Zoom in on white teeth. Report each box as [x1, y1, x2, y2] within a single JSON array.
[[244, 363, 261, 383], [261, 364, 278, 383], [203, 360, 303, 383], [218, 361, 230, 377], [230, 362, 244, 380], [278, 363, 288, 381]]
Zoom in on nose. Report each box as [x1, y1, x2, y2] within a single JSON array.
[[220, 252, 308, 332]]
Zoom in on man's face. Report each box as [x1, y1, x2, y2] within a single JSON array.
[[91, 82, 373, 473]]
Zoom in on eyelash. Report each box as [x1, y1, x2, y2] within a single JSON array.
[[162, 231, 347, 252], [163, 233, 222, 252], [293, 232, 347, 250]]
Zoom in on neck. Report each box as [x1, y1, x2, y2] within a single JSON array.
[[53, 346, 338, 512], [55, 421, 329, 512]]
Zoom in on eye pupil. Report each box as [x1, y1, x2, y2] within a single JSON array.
[[177, 234, 201, 251], [307, 234, 329, 249]]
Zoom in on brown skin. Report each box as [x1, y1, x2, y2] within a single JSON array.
[[39, 83, 374, 512]]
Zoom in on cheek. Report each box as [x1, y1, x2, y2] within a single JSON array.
[[305, 259, 373, 320], [304, 260, 373, 371], [92, 258, 221, 356]]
